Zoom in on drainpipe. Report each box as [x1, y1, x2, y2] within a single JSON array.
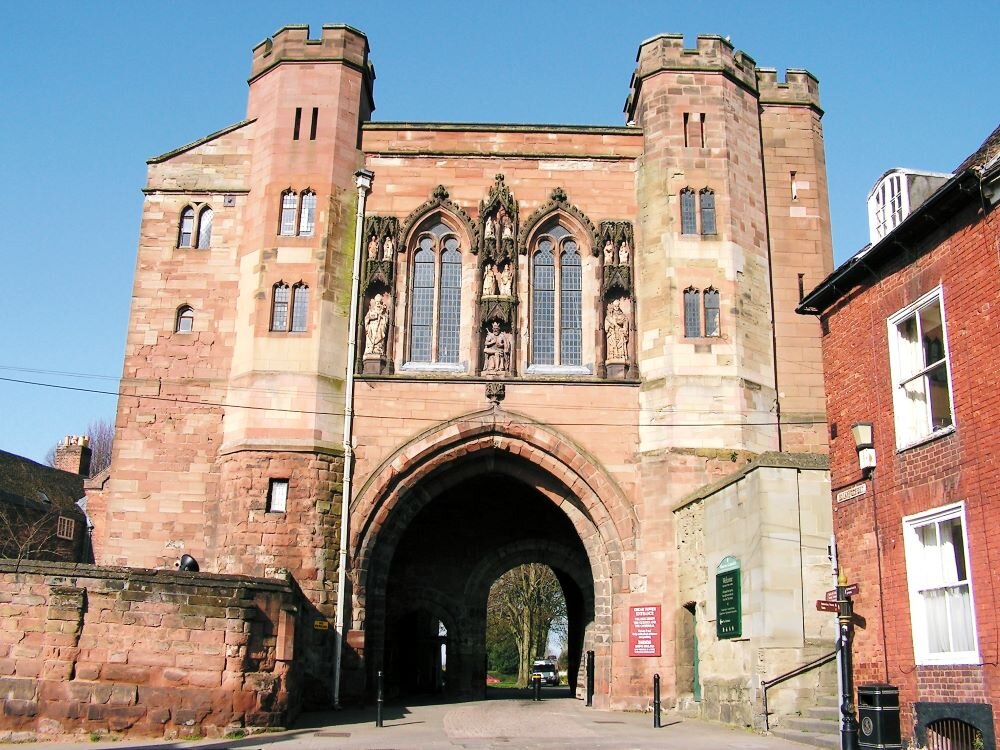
[[333, 168, 374, 708]]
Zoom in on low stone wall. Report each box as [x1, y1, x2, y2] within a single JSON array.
[[0, 561, 304, 738]]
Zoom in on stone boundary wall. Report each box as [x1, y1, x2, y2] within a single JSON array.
[[0, 561, 303, 739]]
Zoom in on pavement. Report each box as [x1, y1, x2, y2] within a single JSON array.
[[20, 690, 816, 750]]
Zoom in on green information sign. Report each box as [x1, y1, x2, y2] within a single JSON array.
[[716, 556, 741, 639]]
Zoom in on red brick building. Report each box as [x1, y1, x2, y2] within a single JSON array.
[[79, 24, 836, 720], [799, 124, 1000, 747]]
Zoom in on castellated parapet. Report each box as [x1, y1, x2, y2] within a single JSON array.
[[756, 68, 822, 110], [250, 24, 373, 85]]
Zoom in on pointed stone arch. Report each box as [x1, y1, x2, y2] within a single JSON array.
[[399, 184, 476, 250], [518, 187, 598, 255]]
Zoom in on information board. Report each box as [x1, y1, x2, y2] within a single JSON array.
[[716, 556, 742, 639], [628, 605, 661, 657]]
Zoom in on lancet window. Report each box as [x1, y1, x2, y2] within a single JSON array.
[[408, 221, 463, 365], [531, 222, 582, 367]]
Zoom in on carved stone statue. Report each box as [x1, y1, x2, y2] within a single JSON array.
[[497, 264, 513, 296], [498, 207, 513, 239], [382, 236, 394, 260], [367, 235, 379, 259], [484, 215, 495, 239], [482, 263, 498, 296], [619, 240, 630, 266], [605, 299, 629, 361], [603, 240, 614, 265], [363, 293, 390, 357], [483, 321, 511, 374]]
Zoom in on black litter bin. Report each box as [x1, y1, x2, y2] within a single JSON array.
[[857, 683, 902, 750]]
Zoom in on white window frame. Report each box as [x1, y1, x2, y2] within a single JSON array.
[[267, 479, 288, 513], [902, 502, 980, 665], [886, 286, 956, 450], [56, 516, 75, 540], [868, 171, 911, 244]]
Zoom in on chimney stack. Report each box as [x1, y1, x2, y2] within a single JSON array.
[[54, 435, 92, 477]]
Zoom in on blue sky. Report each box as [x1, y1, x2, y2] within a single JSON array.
[[1, 1, 996, 464]]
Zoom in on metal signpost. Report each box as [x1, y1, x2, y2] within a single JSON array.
[[817, 574, 860, 750]]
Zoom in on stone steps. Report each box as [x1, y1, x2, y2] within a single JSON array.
[[770, 695, 840, 750]]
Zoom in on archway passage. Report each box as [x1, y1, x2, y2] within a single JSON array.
[[374, 464, 596, 701]]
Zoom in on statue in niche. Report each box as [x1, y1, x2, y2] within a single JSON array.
[[482, 263, 498, 296], [484, 215, 496, 239], [363, 293, 390, 357], [497, 264, 513, 296], [605, 299, 629, 361], [382, 236, 394, 260], [483, 321, 512, 374], [367, 235, 379, 259], [603, 239, 614, 265], [498, 206, 513, 239], [619, 240, 630, 265]]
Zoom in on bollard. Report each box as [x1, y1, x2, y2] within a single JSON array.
[[653, 673, 661, 728], [376, 669, 384, 728], [533, 674, 541, 701], [586, 650, 595, 707]]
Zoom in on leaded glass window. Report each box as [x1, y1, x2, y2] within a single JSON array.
[[532, 239, 555, 365], [704, 288, 720, 336], [410, 239, 435, 362], [407, 221, 463, 366], [680, 189, 697, 235], [560, 241, 582, 365], [700, 189, 717, 235], [271, 283, 290, 331], [438, 238, 461, 363], [197, 207, 213, 248], [279, 191, 297, 236], [291, 283, 309, 332], [178, 208, 194, 247], [299, 191, 316, 237], [683, 287, 701, 337]]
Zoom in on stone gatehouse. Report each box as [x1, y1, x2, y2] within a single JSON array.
[[64, 24, 836, 732]]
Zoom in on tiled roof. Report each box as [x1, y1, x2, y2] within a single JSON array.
[[0, 449, 85, 512], [955, 122, 1000, 174]]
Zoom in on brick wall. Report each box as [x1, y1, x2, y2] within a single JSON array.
[[0, 562, 304, 739], [820, 200, 1000, 742]]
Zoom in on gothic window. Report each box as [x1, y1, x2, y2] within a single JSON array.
[[175, 305, 195, 333], [299, 191, 316, 237], [197, 207, 213, 248], [700, 189, 717, 235], [531, 223, 582, 367], [703, 287, 720, 336], [683, 287, 701, 337], [680, 189, 697, 235], [270, 282, 290, 331], [290, 283, 309, 332], [178, 208, 194, 247], [279, 190, 298, 236], [408, 221, 463, 365]]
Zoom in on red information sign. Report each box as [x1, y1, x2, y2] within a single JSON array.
[[629, 605, 661, 657], [816, 599, 839, 612]]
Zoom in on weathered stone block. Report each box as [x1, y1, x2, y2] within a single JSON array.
[[4, 699, 37, 717]]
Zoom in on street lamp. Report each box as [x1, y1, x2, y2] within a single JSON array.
[[851, 422, 875, 476]]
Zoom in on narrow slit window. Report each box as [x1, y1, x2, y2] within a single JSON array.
[[683, 287, 701, 338], [293, 107, 302, 140], [698, 113, 706, 148], [700, 189, 717, 236], [680, 189, 697, 235], [309, 107, 319, 140], [291, 283, 309, 332], [178, 208, 194, 248], [683, 113, 690, 148]]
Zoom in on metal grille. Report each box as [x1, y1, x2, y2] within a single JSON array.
[[438, 240, 461, 363], [684, 288, 701, 337], [271, 284, 290, 331], [680, 190, 697, 234], [410, 241, 434, 362], [926, 718, 982, 750], [291, 284, 309, 332], [560, 241, 582, 365], [532, 240, 555, 365]]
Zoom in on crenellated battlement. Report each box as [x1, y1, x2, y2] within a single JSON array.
[[756, 68, 821, 110], [250, 24, 371, 81]]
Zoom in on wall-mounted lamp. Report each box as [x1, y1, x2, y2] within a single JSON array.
[[355, 169, 374, 192], [851, 422, 876, 476], [177, 554, 199, 572]]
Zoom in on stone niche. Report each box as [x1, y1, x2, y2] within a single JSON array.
[[0, 560, 311, 739]]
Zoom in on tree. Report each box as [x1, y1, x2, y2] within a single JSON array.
[[0, 500, 69, 567], [45, 418, 114, 477], [486, 564, 566, 687]]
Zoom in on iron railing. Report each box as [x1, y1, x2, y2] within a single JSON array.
[[761, 650, 836, 732]]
